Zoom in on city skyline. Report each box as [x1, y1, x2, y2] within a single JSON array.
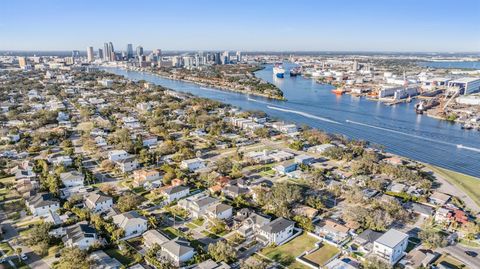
[[1, 0, 479, 52]]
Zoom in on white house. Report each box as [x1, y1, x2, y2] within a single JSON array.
[[26, 192, 60, 217], [207, 203, 233, 220], [257, 217, 295, 245], [115, 156, 138, 173], [373, 229, 409, 265], [108, 150, 129, 161], [112, 211, 148, 239], [161, 239, 195, 266], [62, 222, 99, 250], [60, 171, 84, 188], [180, 158, 206, 172], [84, 192, 113, 213], [162, 185, 190, 203], [178, 193, 218, 218], [143, 230, 195, 266]]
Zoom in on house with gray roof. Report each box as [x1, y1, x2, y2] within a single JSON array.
[[26, 192, 60, 216], [112, 211, 147, 239], [62, 222, 99, 250], [84, 191, 113, 213], [257, 217, 295, 245], [373, 229, 409, 265], [142, 230, 195, 266]]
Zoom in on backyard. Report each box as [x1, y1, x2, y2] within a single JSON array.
[[260, 233, 318, 268], [303, 243, 340, 267]]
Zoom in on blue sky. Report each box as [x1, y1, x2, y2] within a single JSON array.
[[1, 0, 479, 52]]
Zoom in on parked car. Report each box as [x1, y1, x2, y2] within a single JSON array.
[[21, 253, 28, 260]]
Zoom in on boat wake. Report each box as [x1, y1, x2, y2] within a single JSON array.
[[346, 120, 480, 152], [247, 97, 272, 105], [457, 144, 480, 153], [267, 106, 341, 124]]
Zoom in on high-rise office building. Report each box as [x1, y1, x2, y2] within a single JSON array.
[[214, 52, 221, 65], [103, 42, 115, 61], [236, 51, 242, 62], [87, 46, 94, 62], [18, 57, 27, 68], [127, 44, 133, 59], [72, 50, 80, 58], [98, 48, 104, 60], [136, 46, 143, 58]]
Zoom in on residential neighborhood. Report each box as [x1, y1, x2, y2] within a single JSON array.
[[0, 63, 479, 269]]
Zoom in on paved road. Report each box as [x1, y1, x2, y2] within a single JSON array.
[[1, 222, 50, 269], [442, 244, 480, 269], [423, 167, 480, 212]]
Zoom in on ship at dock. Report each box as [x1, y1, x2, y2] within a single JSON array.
[[415, 99, 439, 114], [273, 64, 285, 78], [289, 67, 301, 77]]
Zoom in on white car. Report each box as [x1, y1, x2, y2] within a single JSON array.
[[21, 253, 28, 260]]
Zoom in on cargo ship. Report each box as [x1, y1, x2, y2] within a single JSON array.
[[273, 64, 285, 78]]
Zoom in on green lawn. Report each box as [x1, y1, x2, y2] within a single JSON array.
[[261, 233, 318, 267], [303, 244, 340, 266], [104, 248, 136, 266], [428, 165, 480, 207], [0, 242, 14, 255]]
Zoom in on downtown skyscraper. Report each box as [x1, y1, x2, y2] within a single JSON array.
[[126, 44, 134, 60], [103, 42, 115, 61], [87, 46, 94, 62]]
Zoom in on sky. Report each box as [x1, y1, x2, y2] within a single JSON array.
[[1, 0, 479, 52]]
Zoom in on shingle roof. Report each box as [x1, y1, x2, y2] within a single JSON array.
[[260, 217, 294, 234]]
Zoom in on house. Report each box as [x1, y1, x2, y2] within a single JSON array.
[[325, 259, 356, 269], [89, 250, 122, 269], [373, 229, 409, 265], [314, 219, 351, 245], [222, 185, 249, 198], [191, 259, 231, 269], [429, 191, 451, 206], [400, 248, 439, 269], [26, 192, 60, 216], [112, 211, 148, 239], [354, 229, 383, 252], [95, 136, 107, 147], [308, 143, 335, 154], [143, 229, 170, 248], [206, 203, 233, 220], [294, 154, 315, 165], [273, 161, 297, 175], [133, 169, 162, 187], [180, 158, 206, 172], [405, 202, 434, 219], [60, 171, 84, 188], [84, 192, 113, 213], [162, 185, 190, 203], [257, 217, 295, 246], [389, 183, 407, 193], [143, 230, 195, 266], [434, 207, 451, 223], [178, 193, 219, 218], [108, 150, 129, 161], [292, 204, 318, 219], [62, 222, 99, 250], [52, 155, 73, 166], [236, 209, 271, 239], [161, 238, 195, 266], [115, 156, 138, 173]]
